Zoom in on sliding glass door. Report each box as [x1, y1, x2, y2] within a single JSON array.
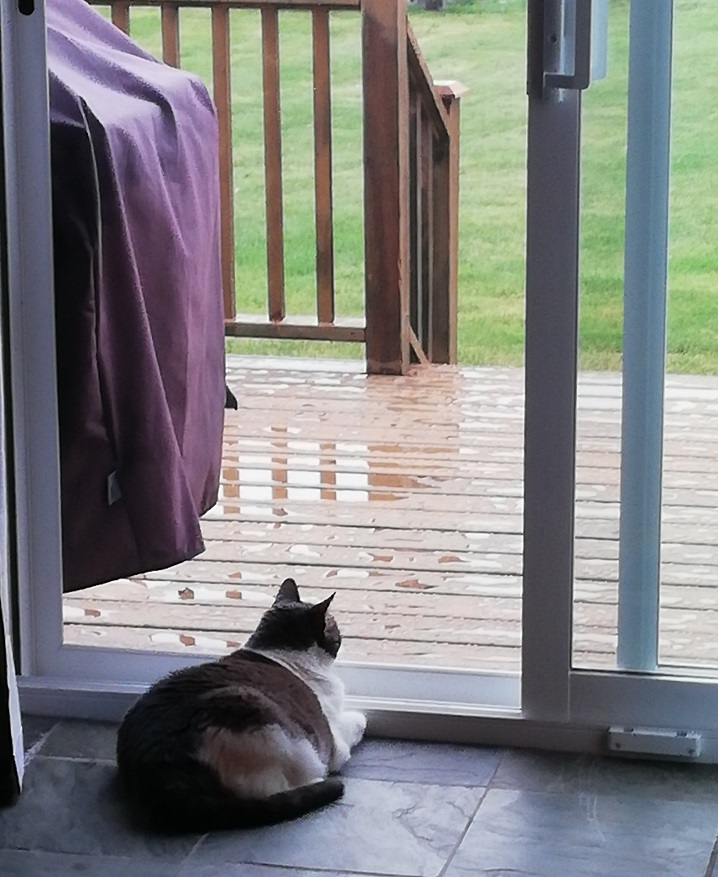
[[572, 0, 718, 684], [527, 0, 718, 755]]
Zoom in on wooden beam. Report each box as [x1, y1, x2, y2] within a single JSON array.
[[211, 4, 236, 320], [407, 325, 429, 365], [420, 106, 433, 358], [161, 3, 181, 67], [110, 1, 130, 32], [312, 7, 335, 325], [429, 89, 461, 364], [406, 21, 450, 138], [362, 0, 410, 375], [225, 316, 364, 342], [92, 0, 360, 9], [408, 95, 420, 362], [261, 6, 286, 322]]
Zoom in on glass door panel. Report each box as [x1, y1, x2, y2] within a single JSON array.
[[573, 3, 629, 668], [13, 0, 531, 719], [572, 0, 629, 670], [658, 0, 718, 672], [573, 0, 718, 677], [57, 4, 530, 688]]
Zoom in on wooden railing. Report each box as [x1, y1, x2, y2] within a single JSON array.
[[89, 0, 463, 374]]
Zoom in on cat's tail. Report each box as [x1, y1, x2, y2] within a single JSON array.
[[242, 776, 345, 828], [143, 775, 345, 833]]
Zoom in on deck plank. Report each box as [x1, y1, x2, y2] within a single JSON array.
[[63, 358, 718, 674]]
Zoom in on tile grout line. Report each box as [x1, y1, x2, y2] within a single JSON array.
[[174, 832, 210, 875], [30, 753, 117, 765], [23, 726, 60, 767], [702, 834, 718, 877], [243, 864, 420, 877], [434, 751, 506, 877], [436, 784, 490, 877], [178, 844, 421, 877], [485, 749, 510, 792]]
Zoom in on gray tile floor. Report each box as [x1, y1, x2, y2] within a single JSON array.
[[3, 716, 718, 876]]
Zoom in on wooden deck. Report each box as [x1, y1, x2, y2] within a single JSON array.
[[63, 356, 718, 673]]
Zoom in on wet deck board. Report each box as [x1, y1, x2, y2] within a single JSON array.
[[63, 357, 718, 673]]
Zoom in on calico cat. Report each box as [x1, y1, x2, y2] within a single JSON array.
[[116, 578, 366, 832]]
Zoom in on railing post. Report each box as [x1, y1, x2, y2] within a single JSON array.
[[431, 82, 464, 365], [362, 0, 410, 375]]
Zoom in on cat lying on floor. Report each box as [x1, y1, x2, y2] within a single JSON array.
[[116, 578, 366, 832]]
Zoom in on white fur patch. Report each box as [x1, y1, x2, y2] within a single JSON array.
[[245, 646, 366, 771], [199, 724, 326, 798]]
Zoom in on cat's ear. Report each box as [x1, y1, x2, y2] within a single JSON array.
[[274, 577, 301, 605], [309, 593, 338, 649], [311, 592, 335, 616]]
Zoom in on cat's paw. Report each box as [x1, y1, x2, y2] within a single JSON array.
[[329, 711, 368, 771], [343, 710, 367, 748]]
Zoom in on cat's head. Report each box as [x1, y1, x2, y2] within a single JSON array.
[[245, 578, 342, 659]]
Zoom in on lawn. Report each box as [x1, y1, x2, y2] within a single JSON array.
[[122, 0, 718, 372]]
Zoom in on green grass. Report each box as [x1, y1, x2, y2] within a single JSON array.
[[122, 0, 718, 372]]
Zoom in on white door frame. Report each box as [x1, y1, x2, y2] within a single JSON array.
[[1, 0, 64, 679], [0, 11, 24, 790], [521, 0, 582, 726]]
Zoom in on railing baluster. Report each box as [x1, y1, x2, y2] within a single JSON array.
[[161, 3, 181, 67], [431, 85, 463, 364], [211, 5, 236, 322], [420, 110, 433, 355], [261, 6, 286, 322], [408, 93, 419, 359], [312, 8, 335, 325], [111, 1, 130, 33]]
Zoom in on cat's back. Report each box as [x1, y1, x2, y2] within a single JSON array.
[[117, 650, 333, 766]]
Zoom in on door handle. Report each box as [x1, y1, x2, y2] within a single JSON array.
[[545, 0, 592, 91], [528, 0, 592, 98]]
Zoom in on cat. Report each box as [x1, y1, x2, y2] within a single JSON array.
[[116, 578, 366, 832]]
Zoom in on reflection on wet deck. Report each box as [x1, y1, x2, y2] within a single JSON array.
[[63, 356, 718, 673]]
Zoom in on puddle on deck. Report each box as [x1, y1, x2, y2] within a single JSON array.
[[64, 362, 527, 671]]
